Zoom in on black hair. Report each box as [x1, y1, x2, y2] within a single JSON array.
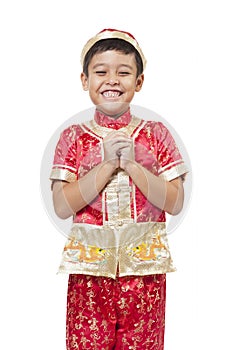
[[83, 38, 143, 77]]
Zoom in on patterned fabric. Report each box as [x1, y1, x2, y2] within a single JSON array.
[[59, 222, 175, 278], [50, 109, 188, 278], [50, 109, 186, 348], [66, 274, 166, 350], [94, 108, 132, 129], [50, 109, 187, 226]]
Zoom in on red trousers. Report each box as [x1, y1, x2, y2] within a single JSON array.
[[66, 274, 166, 350]]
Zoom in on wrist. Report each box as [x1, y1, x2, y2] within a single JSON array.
[[102, 160, 119, 173], [122, 159, 137, 174]]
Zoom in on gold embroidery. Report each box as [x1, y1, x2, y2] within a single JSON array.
[[67, 274, 166, 349], [130, 233, 167, 261], [59, 222, 176, 278], [64, 238, 107, 264]]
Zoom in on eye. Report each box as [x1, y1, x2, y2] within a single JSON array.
[[95, 71, 106, 76], [118, 71, 130, 76]]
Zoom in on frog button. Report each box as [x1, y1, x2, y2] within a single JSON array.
[[117, 220, 123, 226]]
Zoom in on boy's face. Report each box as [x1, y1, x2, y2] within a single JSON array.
[[81, 50, 144, 117]]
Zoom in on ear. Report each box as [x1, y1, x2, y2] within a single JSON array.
[[81, 72, 89, 91], [135, 74, 144, 92]]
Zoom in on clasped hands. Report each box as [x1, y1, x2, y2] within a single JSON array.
[[103, 131, 134, 170]]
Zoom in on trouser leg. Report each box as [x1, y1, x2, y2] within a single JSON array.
[[66, 274, 117, 350], [114, 274, 166, 350], [66, 274, 166, 350]]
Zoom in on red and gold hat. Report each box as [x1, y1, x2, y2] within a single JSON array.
[[80, 28, 147, 71]]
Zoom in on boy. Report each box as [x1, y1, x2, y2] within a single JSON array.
[[50, 29, 187, 350]]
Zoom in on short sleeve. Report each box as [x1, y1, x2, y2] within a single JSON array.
[[50, 125, 81, 183], [155, 122, 188, 181]]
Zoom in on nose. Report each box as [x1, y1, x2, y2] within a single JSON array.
[[106, 74, 119, 85]]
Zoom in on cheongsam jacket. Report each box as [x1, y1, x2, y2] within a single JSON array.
[[50, 109, 188, 279]]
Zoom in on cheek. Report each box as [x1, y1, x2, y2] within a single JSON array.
[[122, 80, 135, 92], [89, 78, 103, 90]]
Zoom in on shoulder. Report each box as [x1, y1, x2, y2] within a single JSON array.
[[58, 124, 84, 142], [138, 119, 168, 136]]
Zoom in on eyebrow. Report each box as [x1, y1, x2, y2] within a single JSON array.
[[92, 63, 133, 70]]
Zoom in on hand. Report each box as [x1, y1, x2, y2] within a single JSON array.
[[103, 131, 132, 170], [118, 135, 134, 170]]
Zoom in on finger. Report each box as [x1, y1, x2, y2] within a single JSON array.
[[104, 131, 130, 140], [114, 143, 132, 153], [117, 139, 133, 148]]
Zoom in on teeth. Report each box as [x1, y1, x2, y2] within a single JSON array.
[[103, 91, 121, 98]]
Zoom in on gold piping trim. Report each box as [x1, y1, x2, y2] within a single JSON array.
[[50, 168, 76, 183]]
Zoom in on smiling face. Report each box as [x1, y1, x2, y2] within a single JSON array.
[[81, 50, 144, 117]]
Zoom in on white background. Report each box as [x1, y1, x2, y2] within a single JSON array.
[[1, 0, 232, 349]]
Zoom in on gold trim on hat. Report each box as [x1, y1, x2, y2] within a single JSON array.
[[80, 30, 147, 71]]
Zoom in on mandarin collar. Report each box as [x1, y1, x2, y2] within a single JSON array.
[[94, 109, 132, 129]]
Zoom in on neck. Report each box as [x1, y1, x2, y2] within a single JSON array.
[[97, 110, 128, 119], [96, 103, 130, 119]]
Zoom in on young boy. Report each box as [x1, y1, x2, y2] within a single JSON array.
[[50, 29, 188, 350]]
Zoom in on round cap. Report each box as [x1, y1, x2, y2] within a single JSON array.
[[81, 28, 147, 71]]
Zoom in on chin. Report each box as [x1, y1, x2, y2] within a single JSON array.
[[96, 102, 129, 117]]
